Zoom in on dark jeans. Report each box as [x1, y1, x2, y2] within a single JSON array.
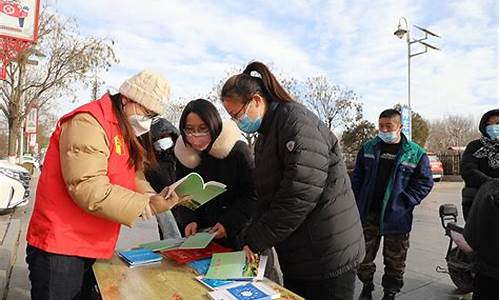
[[473, 273, 499, 300], [26, 245, 101, 300], [284, 269, 356, 300]]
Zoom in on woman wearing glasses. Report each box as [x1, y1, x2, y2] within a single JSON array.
[[220, 62, 365, 300], [172, 99, 258, 250], [26, 70, 187, 299]]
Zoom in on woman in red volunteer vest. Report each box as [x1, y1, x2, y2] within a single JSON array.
[[26, 70, 185, 300]]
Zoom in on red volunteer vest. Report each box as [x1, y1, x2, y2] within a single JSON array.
[[26, 94, 136, 258]]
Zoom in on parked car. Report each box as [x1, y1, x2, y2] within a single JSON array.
[[428, 153, 444, 182], [22, 155, 40, 171], [0, 173, 27, 211], [0, 160, 31, 210], [0, 160, 31, 199]]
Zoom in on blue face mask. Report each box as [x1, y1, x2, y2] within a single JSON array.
[[237, 114, 262, 133], [378, 131, 399, 144], [486, 124, 499, 140]]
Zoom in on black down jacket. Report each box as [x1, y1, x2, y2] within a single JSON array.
[[172, 120, 258, 248], [242, 100, 365, 280], [460, 109, 499, 219], [464, 179, 499, 278]]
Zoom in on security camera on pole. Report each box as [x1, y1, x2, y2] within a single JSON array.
[[394, 17, 440, 141]]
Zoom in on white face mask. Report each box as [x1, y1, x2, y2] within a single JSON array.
[[153, 137, 174, 151], [128, 115, 152, 137]]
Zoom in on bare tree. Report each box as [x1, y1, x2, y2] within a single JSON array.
[[0, 118, 8, 157], [427, 115, 479, 153], [341, 120, 377, 161], [36, 104, 59, 151], [206, 69, 364, 148], [90, 73, 105, 101], [0, 11, 118, 160], [301, 76, 362, 131], [163, 100, 186, 128]]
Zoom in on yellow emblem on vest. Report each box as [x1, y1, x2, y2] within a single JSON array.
[[114, 135, 124, 155]]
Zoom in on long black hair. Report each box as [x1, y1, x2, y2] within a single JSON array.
[[178, 99, 222, 152], [220, 61, 294, 105]]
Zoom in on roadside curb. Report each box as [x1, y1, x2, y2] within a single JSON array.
[[0, 218, 22, 300]]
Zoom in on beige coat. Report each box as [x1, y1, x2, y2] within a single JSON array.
[[59, 113, 154, 227]]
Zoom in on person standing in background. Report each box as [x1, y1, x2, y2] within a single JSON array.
[[145, 117, 182, 239], [463, 179, 499, 300], [460, 109, 498, 221], [351, 109, 434, 300]]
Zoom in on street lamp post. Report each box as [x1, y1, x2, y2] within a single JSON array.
[[394, 17, 440, 140], [16, 48, 45, 163]]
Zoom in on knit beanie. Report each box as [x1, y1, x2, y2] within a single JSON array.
[[119, 70, 170, 114]]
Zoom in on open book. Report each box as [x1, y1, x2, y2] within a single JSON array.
[[171, 172, 227, 210]]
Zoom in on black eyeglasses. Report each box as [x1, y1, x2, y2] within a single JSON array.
[[144, 110, 158, 119], [229, 102, 249, 121]]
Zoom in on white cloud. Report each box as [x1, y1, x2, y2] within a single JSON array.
[[46, 0, 497, 129]]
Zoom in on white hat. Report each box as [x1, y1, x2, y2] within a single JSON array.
[[119, 70, 170, 114]]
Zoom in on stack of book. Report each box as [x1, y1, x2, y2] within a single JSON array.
[[117, 248, 163, 268]]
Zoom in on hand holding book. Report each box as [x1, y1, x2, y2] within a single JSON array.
[[209, 223, 227, 239], [149, 187, 192, 215], [170, 172, 227, 210], [242, 245, 256, 265]]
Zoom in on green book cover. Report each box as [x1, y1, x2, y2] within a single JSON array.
[[205, 251, 246, 280], [204, 251, 268, 280], [178, 232, 215, 249], [172, 172, 227, 210], [138, 238, 185, 252]]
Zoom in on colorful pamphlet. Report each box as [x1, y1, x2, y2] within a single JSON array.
[[204, 251, 267, 281], [195, 276, 241, 290], [117, 248, 162, 267], [171, 172, 227, 210], [207, 282, 280, 300], [188, 258, 212, 275]]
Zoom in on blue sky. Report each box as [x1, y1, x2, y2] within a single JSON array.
[[47, 0, 498, 126]]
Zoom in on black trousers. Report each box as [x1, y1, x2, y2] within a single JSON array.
[[26, 245, 101, 300], [473, 273, 499, 300], [283, 269, 356, 300]]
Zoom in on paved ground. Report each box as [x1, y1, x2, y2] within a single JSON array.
[[1, 179, 470, 299]]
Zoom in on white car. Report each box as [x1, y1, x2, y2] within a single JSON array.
[[22, 155, 40, 169], [0, 173, 27, 210], [0, 160, 31, 200]]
